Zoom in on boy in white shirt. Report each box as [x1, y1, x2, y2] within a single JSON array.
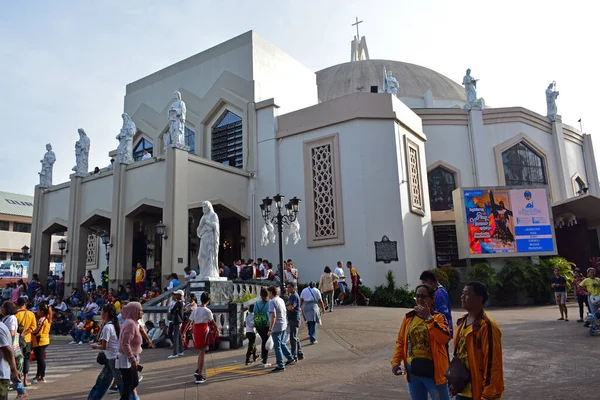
[[190, 292, 215, 384], [333, 261, 347, 305], [243, 305, 257, 365]]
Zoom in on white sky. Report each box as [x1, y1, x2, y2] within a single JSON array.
[[1, 0, 598, 195]]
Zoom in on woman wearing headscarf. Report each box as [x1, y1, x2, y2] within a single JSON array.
[[390, 284, 451, 400], [117, 302, 143, 399], [300, 282, 325, 344]]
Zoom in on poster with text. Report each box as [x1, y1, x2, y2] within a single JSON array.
[[464, 188, 555, 255]]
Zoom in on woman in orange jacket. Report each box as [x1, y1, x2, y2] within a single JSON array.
[[391, 284, 451, 400]]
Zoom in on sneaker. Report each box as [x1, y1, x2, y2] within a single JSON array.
[[195, 375, 206, 384], [271, 366, 285, 372], [168, 354, 179, 359], [365, 298, 370, 306], [108, 387, 119, 393], [138, 375, 143, 383], [262, 363, 272, 368], [178, 352, 185, 356], [253, 355, 258, 362], [285, 358, 296, 366], [297, 354, 304, 360], [69, 341, 76, 345], [245, 360, 251, 365], [78, 341, 83, 345]]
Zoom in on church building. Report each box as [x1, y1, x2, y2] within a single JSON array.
[[30, 30, 600, 290]]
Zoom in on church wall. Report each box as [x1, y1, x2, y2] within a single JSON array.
[[422, 125, 474, 186], [269, 118, 414, 289], [79, 174, 114, 220], [251, 33, 317, 115], [41, 186, 70, 231], [564, 140, 587, 195], [123, 160, 167, 214]]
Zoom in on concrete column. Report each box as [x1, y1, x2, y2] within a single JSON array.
[[37, 232, 52, 284], [65, 176, 83, 289], [467, 109, 484, 186], [550, 116, 571, 199], [583, 134, 600, 196], [30, 186, 45, 279], [110, 163, 130, 287], [163, 147, 189, 280]]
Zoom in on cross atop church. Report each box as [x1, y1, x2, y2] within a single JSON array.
[[350, 17, 369, 62]]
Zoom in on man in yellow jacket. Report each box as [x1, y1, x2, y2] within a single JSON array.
[[452, 282, 504, 400]]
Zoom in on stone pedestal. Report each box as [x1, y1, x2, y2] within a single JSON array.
[[189, 278, 233, 306]]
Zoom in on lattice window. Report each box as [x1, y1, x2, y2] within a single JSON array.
[[303, 134, 344, 247], [311, 144, 336, 239], [406, 138, 425, 215], [86, 234, 98, 266]]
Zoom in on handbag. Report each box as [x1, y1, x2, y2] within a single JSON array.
[[445, 357, 471, 392], [96, 351, 108, 365]]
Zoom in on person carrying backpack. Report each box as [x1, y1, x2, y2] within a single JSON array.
[[253, 288, 271, 367]]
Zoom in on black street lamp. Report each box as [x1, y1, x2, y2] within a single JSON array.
[[57, 238, 67, 267], [260, 194, 301, 293], [21, 245, 30, 261], [99, 231, 112, 264], [155, 221, 168, 240]]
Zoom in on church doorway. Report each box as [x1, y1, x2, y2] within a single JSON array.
[[127, 204, 163, 288]]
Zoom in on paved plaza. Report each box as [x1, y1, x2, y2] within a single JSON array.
[[25, 302, 598, 399]]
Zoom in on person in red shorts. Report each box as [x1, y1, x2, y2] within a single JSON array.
[[190, 292, 217, 384]]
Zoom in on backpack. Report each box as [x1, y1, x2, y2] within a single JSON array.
[[253, 302, 269, 330], [240, 266, 254, 280]]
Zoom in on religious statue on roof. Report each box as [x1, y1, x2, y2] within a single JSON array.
[[72, 128, 90, 177], [116, 113, 135, 164], [546, 81, 559, 121], [383, 67, 399, 96], [164, 90, 187, 151], [462, 68, 479, 110], [39, 143, 55, 188]]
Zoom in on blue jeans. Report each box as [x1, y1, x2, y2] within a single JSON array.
[[307, 321, 317, 343], [406, 364, 450, 400], [88, 359, 136, 400], [81, 312, 97, 320], [271, 330, 293, 368]]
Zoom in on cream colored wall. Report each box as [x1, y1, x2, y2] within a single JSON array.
[[123, 160, 167, 214], [564, 140, 587, 195], [186, 156, 250, 214], [79, 173, 114, 221], [41, 186, 70, 231]]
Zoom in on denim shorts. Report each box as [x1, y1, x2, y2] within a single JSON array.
[[338, 282, 346, 293]]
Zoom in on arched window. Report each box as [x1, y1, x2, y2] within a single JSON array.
[[133, 138, 153, 161], [502, 142, 546, 186], [428, 167, 456, 211], [211, 110, 243, 169], [184, 126, 195, 154]]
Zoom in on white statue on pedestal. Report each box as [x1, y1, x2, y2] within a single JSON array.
[[546, 82, 559, 121], [383, 67, 399, 96], [164, 90, 187, 150], [72, 128, 90, 176], [462, 68, 479, 110], [197, 201, 220, 279], [39, 143, 56, 188], [116, 113, 136, 164]]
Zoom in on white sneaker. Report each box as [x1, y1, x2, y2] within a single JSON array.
[[262, 363, 272, 368], [78, 341, 83, 345], [178, 352, 184, 356], [167, 354, 179, 359], [69, 341, 76, 344]]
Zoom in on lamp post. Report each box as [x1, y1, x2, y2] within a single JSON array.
[[21, 245, 30, 261], [57, 238, 66, 273], [99, 231, 112, 264], [260, 194, 301, 293]]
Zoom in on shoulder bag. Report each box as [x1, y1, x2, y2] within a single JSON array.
[[444, 323, 471, 392]]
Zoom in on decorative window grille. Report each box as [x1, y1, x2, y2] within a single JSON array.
[[405, 138, 425, 215], [86, 234, 98, 266], [428, 167, 457, 211], [502, 142, 546, 186], [303, 134, 344, 247]]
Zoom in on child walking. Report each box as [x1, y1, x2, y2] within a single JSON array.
[[244, 305, 258, 365], [190, 292, 217, 384]]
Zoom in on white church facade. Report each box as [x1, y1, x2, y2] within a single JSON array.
[[30, 31, 600, 290]]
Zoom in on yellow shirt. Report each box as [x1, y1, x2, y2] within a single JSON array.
[[407, 316, 432, 364], [32, 318, 50, 348], [114, 300, 122, 313], [350, 267, 357, 278], [456, 322, 473, 397], [135, 268, 145, 283], [15, 309, 37, 343], [579, 277, 600, 296]]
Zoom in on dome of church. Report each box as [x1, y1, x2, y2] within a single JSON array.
[[316, 60, 466, 105]]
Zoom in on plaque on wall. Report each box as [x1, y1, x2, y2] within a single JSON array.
[[375, 235, 399, 264]]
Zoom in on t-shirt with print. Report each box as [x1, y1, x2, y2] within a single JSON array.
[[268, 297, 287, 333], [286, 293, 301, 322], [579, 277, 600, 296], [0, 322, 12, 379], [100, 322, 119, 360], [455, 321, 473, 398], [135, 268, 145, 283], [190, 306, 213, 324], [551, 276, 567, 292], [407, 317, 432, 364]]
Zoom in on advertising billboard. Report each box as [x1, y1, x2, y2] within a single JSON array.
[[454, 186, 557, 259]]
